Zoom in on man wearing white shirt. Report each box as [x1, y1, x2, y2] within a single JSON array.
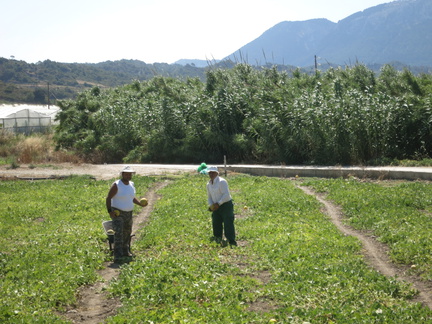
[[106, 166, 145, 263], [206, 166, 237, 247]]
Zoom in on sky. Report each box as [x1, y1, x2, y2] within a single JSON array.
[[1, 0, 393, 64]]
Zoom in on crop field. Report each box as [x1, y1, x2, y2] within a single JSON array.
[[1, 174, 432, 323], [0, 175, 155, 323]]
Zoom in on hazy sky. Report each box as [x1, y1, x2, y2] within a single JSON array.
[[1, 0, 393, 64]]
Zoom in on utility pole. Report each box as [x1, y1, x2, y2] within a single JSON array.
[[314, 55, 318, 73], [47, 82, 50, 109]]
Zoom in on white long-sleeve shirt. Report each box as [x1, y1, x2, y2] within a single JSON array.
[[207, 176, 232, 206]]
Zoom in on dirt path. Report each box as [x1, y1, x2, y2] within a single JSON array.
[[62, 180, 170, 323], [299, 185, 432, 310], [0, 163, 196, 180]]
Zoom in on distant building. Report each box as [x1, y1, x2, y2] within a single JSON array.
[[0, 104, 60, 134]]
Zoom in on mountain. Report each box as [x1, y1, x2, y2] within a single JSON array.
[[226, 19, 335, 67], [224, 0, 432, 67]]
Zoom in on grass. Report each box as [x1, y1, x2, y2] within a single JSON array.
[[0, 130, 81, 166], [303, 178, 432, 281], [393, 159, 432, 167], [1, 174, 432, 323]]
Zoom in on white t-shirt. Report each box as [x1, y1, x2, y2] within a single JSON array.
[[111, 179, 136, 211]]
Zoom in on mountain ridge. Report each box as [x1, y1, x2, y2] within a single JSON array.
[[223, 0, 432, 67]]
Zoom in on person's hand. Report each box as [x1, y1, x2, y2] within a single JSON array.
[[110, 210, 120, 217], [209, 203, 219, 211], [139, 198, 148, 207]]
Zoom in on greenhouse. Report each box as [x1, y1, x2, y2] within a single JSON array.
[[0, 104, 60, 134]]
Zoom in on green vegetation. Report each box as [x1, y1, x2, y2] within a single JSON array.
[[2, 57, 432, 166], [2, 174, 432, 323], [0, 58, 206, 104], [0, 175, 155, 323], [108, 175, 432, 322], [54, 63, 432, 165], [303, 178, 432, 280]]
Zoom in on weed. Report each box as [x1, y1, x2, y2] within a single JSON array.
[[8, 160, 19, 169]]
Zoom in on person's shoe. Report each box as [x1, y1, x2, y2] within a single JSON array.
[[229, 241, 237, 249], [114, 256, 132, 264], [210, 236, 222, 244], [114, 257, 124, 264]]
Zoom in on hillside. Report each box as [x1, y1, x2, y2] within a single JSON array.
[[0, 58, 206, 104], [227, 19, 335, 67], [225, 0, 432, 67]]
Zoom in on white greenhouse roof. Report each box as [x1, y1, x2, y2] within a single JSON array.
[[0, 104, 60, 119]]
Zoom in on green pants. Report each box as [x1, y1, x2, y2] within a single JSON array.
[[212, 200, 236, 245]]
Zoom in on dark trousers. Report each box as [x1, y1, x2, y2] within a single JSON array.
[[212, 200, 236, 245], [111, 209, 133, 258]]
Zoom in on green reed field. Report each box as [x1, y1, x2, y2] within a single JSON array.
[[1, 174, 432, 323]]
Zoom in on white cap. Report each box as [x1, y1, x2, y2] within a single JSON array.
[[120, 165, 136, 174], [207, 166, 219, 173]]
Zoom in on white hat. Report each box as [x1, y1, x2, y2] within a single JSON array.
[[207, 166, 219, 173], [120, 165, 136, 174]]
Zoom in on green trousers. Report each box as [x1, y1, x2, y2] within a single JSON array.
[[212, 200, 236, 245]]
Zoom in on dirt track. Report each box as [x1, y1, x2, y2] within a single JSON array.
[[62, 181, 171, 323], [0, 163, 196, 180], [299, 186, 432, 310]]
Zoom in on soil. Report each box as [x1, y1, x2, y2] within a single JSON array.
[[1, 164, 431, 321], [0, 163, 196, 181]]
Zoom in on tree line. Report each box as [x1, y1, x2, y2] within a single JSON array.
[[53, 63, 432, 165]]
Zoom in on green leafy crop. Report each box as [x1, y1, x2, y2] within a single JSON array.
[[0, 175, 154, 323], [2, 174, 431, 323], [107, 175, 432, 323]]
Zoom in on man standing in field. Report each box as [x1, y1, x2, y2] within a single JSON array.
[[206, 166, 237, 247], [106, 166, 145, 263]]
